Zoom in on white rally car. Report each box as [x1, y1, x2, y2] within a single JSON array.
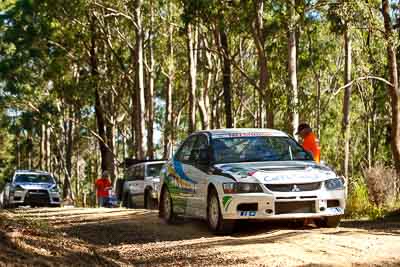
[[159, 128, 346, 234]]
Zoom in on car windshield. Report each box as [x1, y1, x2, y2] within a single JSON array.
[[15, 174, 54, 184], [212, 136, 313, 164], [146, 163, 164, 177]]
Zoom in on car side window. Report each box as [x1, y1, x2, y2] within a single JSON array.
[[134, 165, 145, 180], [175, 135, 198, 163], [126, 166, 135, 181], [191, 134, 209, 162]]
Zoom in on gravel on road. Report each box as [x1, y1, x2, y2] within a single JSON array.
[[1, 207, 399, 267]]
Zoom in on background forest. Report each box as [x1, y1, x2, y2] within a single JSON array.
[[1, 0, 399, 216]]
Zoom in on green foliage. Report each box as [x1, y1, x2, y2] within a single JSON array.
[[346, 177, 371, 218], [346, 173, 400, 219]]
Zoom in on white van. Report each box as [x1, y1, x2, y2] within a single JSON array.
[[120, 160, 166, 209]]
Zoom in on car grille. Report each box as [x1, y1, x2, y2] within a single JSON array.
[[275, 201, 316, 214], [265, 182, 321, 192], [25, 190, 50, 204]]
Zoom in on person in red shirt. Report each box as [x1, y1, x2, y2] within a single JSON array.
[[296, 123, 321, 163], [95, 171, 112, 207]]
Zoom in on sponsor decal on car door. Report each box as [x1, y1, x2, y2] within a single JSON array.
[[167, 135, 198, 213]]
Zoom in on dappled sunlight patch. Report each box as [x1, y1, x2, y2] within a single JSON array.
[[2, 208, 400, 266]]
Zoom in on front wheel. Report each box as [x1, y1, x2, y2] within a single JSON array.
[[207, 188, 235, 235], [316, 215, 342, 228], [123, 193, 135, 209], [145, 190, 158, 210], [159, 187, 177, 223]]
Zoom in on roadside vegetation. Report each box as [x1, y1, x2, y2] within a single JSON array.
[[346, 164, 400, 219]]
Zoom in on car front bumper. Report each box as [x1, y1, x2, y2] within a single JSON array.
[[221, 189, 345, 220], [10, 190, 61, 206]]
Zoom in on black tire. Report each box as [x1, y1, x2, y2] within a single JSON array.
[[122, 193, 135, 209], [6, 203, 16, 209], [115, 179, 125, 201], [290, 218, 306, 228], [316, 215, 342, 228], [122, 193, 128, 208], [207, 188, 235, 235], [127, 193, 135, 209], [159, 186, 177, 223], [145, 190, 158, 210]]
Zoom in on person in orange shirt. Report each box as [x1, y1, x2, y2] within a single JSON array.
[[95, 171, 112, 207], [296, 123, 321, 163]]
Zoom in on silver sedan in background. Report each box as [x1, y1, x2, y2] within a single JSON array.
[[0, 170, 61, 208]]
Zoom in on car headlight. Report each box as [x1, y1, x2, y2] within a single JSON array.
[[325, 177, 345, 190], [50, 186, 60, 193], [223, 183, 263, 194], [12, 185, 24, 192]]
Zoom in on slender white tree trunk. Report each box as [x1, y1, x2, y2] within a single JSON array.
[[288, 0, 298, 137], [134, 0, 146, 159], [342, 27, 352, 178]]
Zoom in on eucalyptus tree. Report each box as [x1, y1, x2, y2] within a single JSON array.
[[382, 0, 400, 176]]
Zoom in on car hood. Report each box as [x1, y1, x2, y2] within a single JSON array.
[[14, 182, 56, 190], [214, 161, 337, 184]]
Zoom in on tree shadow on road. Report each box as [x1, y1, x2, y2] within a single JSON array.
[[61, 213, 310, 248], [339, 212, 400, 235], [0, 228, 120, 267]]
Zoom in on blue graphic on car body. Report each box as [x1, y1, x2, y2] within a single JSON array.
[[173, 159, 198, 185]]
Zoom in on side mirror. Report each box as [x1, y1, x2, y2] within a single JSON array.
[[302, 151, 313, 160], [197, 148, 210, 165], [5, 178, 11, 183]]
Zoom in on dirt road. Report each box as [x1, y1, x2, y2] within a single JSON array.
[[0, 208, 399, 266]]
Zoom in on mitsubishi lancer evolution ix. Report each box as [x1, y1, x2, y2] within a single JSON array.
[[159, 129, 346, 234]]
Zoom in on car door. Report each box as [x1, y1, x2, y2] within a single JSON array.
[[123, 166, 135, 197], [185, 133, 211, 217], [169, 135, 198, 214], [132, 164, 145, 207]]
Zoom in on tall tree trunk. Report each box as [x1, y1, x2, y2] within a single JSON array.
[[27, 129, 33, 169], [89, 15, 113, 174], [316, 73, 321, 139], [134, 0, 146, 159], [288, 0, 299, 137], [342, 27, 352, 178], [187, 22, 198, 134], [146, 0, 155, 159], [105, 92, 116, 181], [40, 124, 45, 169], [94, 89, 113, 173], [131, 79, 137, 158], [62, 107, 74, 201], [210, 58, 221, 129], [198, 36, 211, 130], [163, 9, 174, 159], [45, 124, 51, 171], [219, 24, 233, 128], [16, 129, 21, 169], [382, 0, 400, 176], [252, 0, 273, 128]]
